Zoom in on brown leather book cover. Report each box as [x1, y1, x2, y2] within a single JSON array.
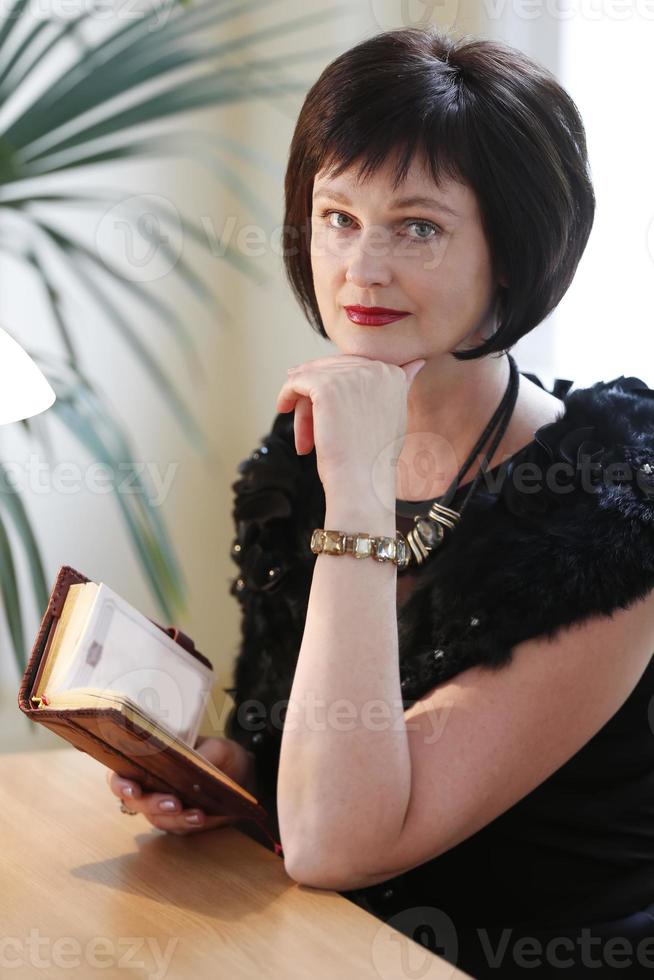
[[17, 564, 283, 856]]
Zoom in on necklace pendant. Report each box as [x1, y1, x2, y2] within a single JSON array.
[[406, 516, 445, 565], [400, 503, 463, 570]]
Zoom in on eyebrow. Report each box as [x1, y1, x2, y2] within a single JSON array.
[[312, 187, 460, 218]]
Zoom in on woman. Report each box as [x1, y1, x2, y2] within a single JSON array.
[[107, 27, 654, 978]]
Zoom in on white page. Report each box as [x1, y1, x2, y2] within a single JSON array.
[[57, 583, 212, 744]]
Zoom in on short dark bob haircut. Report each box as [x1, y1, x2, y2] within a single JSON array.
[[283, 27, 595, 361]]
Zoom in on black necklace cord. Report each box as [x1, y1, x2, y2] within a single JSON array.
[[397, 352, 521, 572], [439, 352, 520, 513]]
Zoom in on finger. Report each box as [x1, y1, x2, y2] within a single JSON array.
[[287, 354, 373, 373], [401, 359, 427, 387], [293, 395, 314, 455], [148, 811, 235, 835], [276, 373, 315, 415], [108, 771, 142, 801]]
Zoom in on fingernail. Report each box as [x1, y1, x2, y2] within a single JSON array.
[[159, 799, 178, 811], [185, 812, 203, 824], [122, 784, 135, 797]]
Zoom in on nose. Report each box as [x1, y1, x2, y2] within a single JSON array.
[[344, 231, 393, 289]]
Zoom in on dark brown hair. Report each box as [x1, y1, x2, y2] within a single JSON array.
[[282, 27, 595, 361]]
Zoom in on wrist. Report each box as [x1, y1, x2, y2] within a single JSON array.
[[323, 479, 397, 533], [323, 501, 396, 539]]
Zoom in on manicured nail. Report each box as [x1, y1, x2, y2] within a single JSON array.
[[185, 812, 202, 824], [159, 799, 177, 811], [122, 784, 135, 797]]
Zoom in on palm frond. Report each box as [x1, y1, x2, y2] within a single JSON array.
[[5, 2, 341, 155], [49, 375, 187, 624], [0, 461, 50, 638], [0, 511, 26, 677], [15, 207, 213, 421]]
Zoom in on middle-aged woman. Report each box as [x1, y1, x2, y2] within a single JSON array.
[[107, 27, 654, 979]]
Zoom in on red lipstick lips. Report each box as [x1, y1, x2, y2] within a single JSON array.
[[344, 305, 410, 326]]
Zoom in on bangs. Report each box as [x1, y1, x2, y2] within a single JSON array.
[[309, 66, 474, 194]]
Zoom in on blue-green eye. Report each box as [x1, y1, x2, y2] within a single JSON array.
[[317, 209, 442, 243], [407, 220, 441, 241]]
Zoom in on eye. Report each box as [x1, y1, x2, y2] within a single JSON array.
[[316, 209, 442, 243], [406, 220, 442, 241], [318, 209, 354, 230]]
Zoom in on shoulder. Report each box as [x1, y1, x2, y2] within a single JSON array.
[[499, 373, 654, 522], [399, 373, 654, 695]]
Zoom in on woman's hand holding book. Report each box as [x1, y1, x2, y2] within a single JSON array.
[[105, 736, 257, 835]]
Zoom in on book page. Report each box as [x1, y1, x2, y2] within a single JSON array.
[[49, 583, 213, 746], [34, 583, 99, 698]]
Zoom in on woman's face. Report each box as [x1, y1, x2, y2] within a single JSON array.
[[309, 151, 506, 366]]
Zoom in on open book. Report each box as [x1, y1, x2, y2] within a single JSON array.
[[18, 565, 281, 855]]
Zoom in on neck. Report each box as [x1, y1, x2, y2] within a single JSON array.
[[397, 352, 512, 501]]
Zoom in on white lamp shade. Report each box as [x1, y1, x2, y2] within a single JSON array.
[[0, 326, 56, 425]]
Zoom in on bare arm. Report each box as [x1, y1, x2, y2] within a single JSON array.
[[277, 486, 413, 880]]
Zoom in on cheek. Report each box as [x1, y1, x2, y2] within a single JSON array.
[[311, 251, 343, 296]]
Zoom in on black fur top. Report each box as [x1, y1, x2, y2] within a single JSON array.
[[223, 371, 654, 929]]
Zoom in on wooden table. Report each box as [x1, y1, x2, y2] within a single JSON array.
[[0, 748, 471, 979]]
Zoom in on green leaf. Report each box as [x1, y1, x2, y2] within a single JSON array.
[[0, 0, 33, 58], [0, 512, 26, 677], [0, 14, 87, 99], [22, 247, 80, 367], [17, 73, 307, 170], [8, 4, 345, 157], [50, 386, 187, 624], [0, 461, 50, 641], [18, 212, 212, 446]]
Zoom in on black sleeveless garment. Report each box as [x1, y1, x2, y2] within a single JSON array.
[[224, 372, 654, 978], [391, 481, 654, 977]]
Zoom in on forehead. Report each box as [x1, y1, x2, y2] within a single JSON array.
[[313, 153, 473, 216]]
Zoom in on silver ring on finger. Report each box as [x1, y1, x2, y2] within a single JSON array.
[[119, 800, 139, 815]]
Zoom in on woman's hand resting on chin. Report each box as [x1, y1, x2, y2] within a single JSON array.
[[276, 354, 426, 497]]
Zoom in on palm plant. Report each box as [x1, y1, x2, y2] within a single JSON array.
[[0, 0, 346, 675]]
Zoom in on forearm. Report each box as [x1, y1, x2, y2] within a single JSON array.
[[277, 488, 411, 878]]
